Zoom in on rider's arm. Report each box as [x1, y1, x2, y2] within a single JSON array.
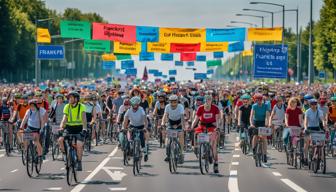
[[299, 114, 303, 128], [91, 107, 97, 125], [19, 111, 29, 129], [304, 114, 308, 130], [161, 111, 167, 126], [144, 114, 148, 130], [237, 109, 242, 127], [249, 109, 255, 127], [152, 104, 158, 116], [82, 110, 87, 131], [122, 115, 129, 130], [269, 107, 275, 126], [215, 113, 220, 129], [265, 110, 270, 127], [191, 115, 199, 129], [285, 113, 289, 127], [9, 110, 18, 122], [60, 115, 67, 129]]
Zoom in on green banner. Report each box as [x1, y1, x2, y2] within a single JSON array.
[[60, 20, 91, 39], [206, 60, 222, 67], [84, 40, 111, 52], [115, 53, 132, 60]]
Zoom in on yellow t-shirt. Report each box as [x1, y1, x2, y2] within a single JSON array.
[[63, 103, 86, 126]]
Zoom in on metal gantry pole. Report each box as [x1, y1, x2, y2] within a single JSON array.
[[35, 17, 38, 86], [296, 9, 300, 82], [308, 0, 314, 85]]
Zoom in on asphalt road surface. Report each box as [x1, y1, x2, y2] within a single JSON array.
[[0, 132, 335, 192]]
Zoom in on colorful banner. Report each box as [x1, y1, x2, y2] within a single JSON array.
[[92, 22, 136, 43], [196, 55, 206, 61], [113, 42, 141, 55], [142, 42, 147, 52], [102, 53, 116, 61], [37, 28, 51, 43], [207, 69, 214, 74], [207, 60, 222, 67], [37, 45, 64, 60], [200, 42, 228, 52], [159, 28, 206, 43], [228, 41, 244, 52], [213, 52, 224, 58], [194, 73, 207, 80], [136, 26, 159, 42], [125, 68, 137, 76], [161, 53, 174, 61], [148, 69, 159, 74], [180, 52, 196, 61], [206, 28, 246, 42], [139, 52, 155, 61], [102, 61, 116, 70], [187, 61, 195, 66], [121, 60, 135, 69], [248, 27, 283, 41], [175, 61, 183, 66], [115, 53, 132, 60], [84, 39, 111, 52], [170, 43, 201, 52], [169, 70, 177, 75], [60, 20, 91, 39], [242, 50, 253, 56], [147, 42, 170, 53], [253, 44, 288, 79]]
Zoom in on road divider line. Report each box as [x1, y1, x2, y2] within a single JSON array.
[[272, 172, 282, 177], [44, 187, 63, 191], [232, 162, 239, 165], [0, 154, 5, 158], [228, 170, 239, 192], [233, 155, 240, 158], [10, 169, 18, 173], [71, 146, 118, 192], [60, 167, 65, 170], [281, 179, 307, 192], [109, 188, 127, 191], [236, 137, 239, 142]]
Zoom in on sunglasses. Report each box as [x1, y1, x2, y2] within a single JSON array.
[[310, 103, 317, 105]]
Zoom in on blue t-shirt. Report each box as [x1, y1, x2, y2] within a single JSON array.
[[252, 103, 269, 121]]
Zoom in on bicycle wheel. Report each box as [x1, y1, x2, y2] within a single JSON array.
[[35, 146, 42, 174], [21, 144, 26, 166], [133, 141, 140, 175], [26, 143, 34, 177], [199, 143, 209, 174], [321, 147, 326, 174], [169, 141, 178, 173], [277, 132, 283, 152], [66, 147, 77, 185], [85, 130, 92, 152], [241, 140, 247, 155], [4, 133, 10, 156], [52, 136, 59, 160]]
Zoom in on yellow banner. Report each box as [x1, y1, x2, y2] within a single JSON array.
[[200, 42, 228, 52], [159, 28, 206, 43], [102, 54, 116, 61], [37, 28, 51, 43], [242, 50, 253, 56], [247, 27, 283, 41], [113, 42, 141, 55], [147, 42, 170, 53]]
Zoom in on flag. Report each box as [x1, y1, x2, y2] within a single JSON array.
[[142, 66, 148, 81], [37, 28, 51, 43]]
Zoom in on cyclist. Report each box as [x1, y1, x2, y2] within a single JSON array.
[[220, 91, 231, 133], [11, 94, 30, 146], [328, 96, 336, 151], [0, 97, 12, 148], [59, 91, 87, 171], [237, 94, 252, 146], [19, 99, 46, 162], [153, 92, 167, 144], [122, 96, 149, 162], [303, 98, 327, 165], [283, 97, 303, 147], [192, 94, 220, 173], [83, 94, 97, 144], [302, 94, 313, 113], [249, 93, 270, 163], [269, 96, 286, 148], [161, 94, 185, 163]]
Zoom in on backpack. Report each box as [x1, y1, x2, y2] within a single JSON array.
[[1, 104, 11, 120]]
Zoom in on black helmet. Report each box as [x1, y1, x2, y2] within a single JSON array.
[[68, 91, 80, 100]]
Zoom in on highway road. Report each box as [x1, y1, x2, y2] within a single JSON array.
[[0, 132, 335, 192]]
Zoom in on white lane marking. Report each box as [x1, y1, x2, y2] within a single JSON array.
[[234, 143, 240, 147], [232, 162, 239, 165], [236, 137, 239, 142], [43, 160, 49, 163], [86, 170, 92, 173], [234, 148, 241, 151], [272, 172, 282, 177], [228, 170, 240, 192], [109, 188, 127, 191], [60, 167, 65, 170], [0, 149, 5, 152], [44, 187, 63, 191], [102, 169, 127, 181], [10, 169, 18, 173], [0, 154, 5, 158], [233, 155, 240, 158], [261, 163, 270, 168], [71, 146, 118, 192], [281, 179, 307, 192], [111, 156, 123, 160], [230, 170, 238, 176]]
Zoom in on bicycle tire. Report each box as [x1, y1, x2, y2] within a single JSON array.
[[4, 133, 10, 156], [133, 141, 140, 175], [199, 143, 206, 175], [35, 145, 42, 174], [321, 147, 326, 174], [26, 143, 34, 177], [168, 141, 175, 173], [21, 144, 26, 166]]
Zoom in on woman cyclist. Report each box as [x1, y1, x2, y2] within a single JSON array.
[[237, 94, 252, 146], [192, 94, 220, 173]]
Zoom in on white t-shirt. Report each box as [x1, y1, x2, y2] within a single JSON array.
[[165, 104, 184, 121], [26, 108, 46, 129], [125, 107, 146, 127]]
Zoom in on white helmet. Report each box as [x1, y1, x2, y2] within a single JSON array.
[[169, 94, 178, 101]]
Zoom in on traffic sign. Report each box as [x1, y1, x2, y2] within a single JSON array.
[[319, 71, 326, 79], [37, 45, 65, 60]]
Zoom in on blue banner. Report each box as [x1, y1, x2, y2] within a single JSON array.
[[175, 61, 183, 66], [154, 71, 163, 77], [161, 53, 174, 61], [125, 68, 137, 76], [207, 69, 214, 74], [213, 52, 224, 58], [169, 70, 177, 75], [194, 73, 207, 80], [187, 61, 194, 66], [206, 28, 246, 42], [319, 71, 326, 79], [141, 42, 147, 52], [102, 61, 116, 70], [162, 75, 168, 78], [228, 41, 244, 52], [121, 60, 134, 69], [169, 77, 176, 82], [139, 52, 154, 61], [253, 44, 288, 79], [196, 55, 206, 61], [136, 26, 159, 42], [148, 69, 159, 74], [37, 45, 65, 60]]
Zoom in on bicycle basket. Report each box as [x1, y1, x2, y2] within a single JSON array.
[[310, 133, 326, 146], [289, 127, 301, 137], [23, 132, 34, 141], [258, 127, 272, 136], [198, 133, 209, 143], [167, 129, 178, 138], [51, 125, 60, 134]]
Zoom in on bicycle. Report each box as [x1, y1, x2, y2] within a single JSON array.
[[84, 124, 93, 152], [308, 130, 327, 174], [167, 128, 182, 174], [128, 126, 146, 176], [327, 126, 336, 157], [286, 127, 304, 169], [254, 127, 272, 167], [51, 125, 61, 161], [120, 129, 130, 166], [23, 130, 42, 177], [239, 126, 250, 155], [63, 132, 80, 186], [272, 120, 284, 152], [1, 121, 11, 156], [197, 127, 214, 175]]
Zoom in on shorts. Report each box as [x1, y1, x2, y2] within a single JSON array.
[[65, 125, 83, 134], [26, 126, 41, 133], [195, 125, 216, 134], [305, 127, 321, 136]]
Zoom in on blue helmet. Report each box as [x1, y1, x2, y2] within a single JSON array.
[[304, 94, 313, 100]]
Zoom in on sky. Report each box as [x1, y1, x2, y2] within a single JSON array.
[[44, 0, 324, 81]]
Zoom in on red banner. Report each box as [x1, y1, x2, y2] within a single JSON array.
[[180, 52, 196, 61], [170, 43, 200, 52], [92, 22, 136, 43]]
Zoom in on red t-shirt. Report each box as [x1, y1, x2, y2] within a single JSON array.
[[236, 100, 243, 108], [196, 104, 220, 124], [285, 107, 302, 127], [271, 99, 277, 110]]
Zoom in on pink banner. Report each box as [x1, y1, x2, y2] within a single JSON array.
[[180, 52, 196, 61], [92, 22, 136, 43], [170, 43, 201, 52]]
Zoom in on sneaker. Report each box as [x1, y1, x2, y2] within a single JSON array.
[[213, 163, 219, 174], [42, 155, 46, 160], [178, 154, 184, 164], [164, 156, 170, 162], [76, 161, 83, 171], [263, 155, 267, 163], [144, 154, 148, 162], [63, 154, 67, 162]]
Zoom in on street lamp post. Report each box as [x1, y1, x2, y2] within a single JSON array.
[[230, 21, 258, 27], [308, 0, 314, 85], [250, 2, 285, 44], [236, 13, 265, 28], [242, 8, 275, 28]]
